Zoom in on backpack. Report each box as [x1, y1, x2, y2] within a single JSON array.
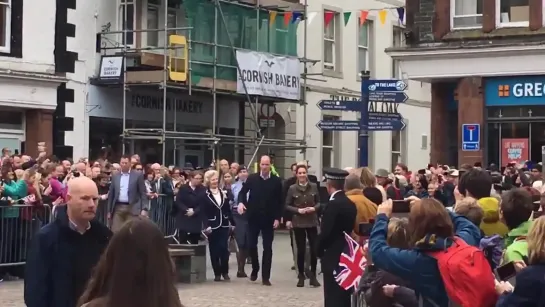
[[427, 237, 498, 307]]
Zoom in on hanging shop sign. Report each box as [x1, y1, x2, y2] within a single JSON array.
[[236, 50, 300, 100], [98, 56, 124, 80], [501, 138, 529, 165]]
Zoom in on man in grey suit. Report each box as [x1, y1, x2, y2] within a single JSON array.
[[107, 155, 149, 232]]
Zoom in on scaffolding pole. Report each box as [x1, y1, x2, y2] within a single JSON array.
[[102, 0, 310, 167], [302, 0, 308, 160]]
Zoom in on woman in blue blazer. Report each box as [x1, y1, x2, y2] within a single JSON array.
[[199, 170, 235, 282]]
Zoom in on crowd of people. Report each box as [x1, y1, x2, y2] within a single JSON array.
[[1, 144, 545, 307]]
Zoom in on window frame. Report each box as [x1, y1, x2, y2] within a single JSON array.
[[323, 10, 337, 71], [496, 0, 529, 28], [391, 130, 403, 173], [357, 20, 370, 78], [391, 26, 404, 79], [450, 0, 483, 30], [0, 0, 11, 53], [322, 115, 338, 169], [118, 0, 136, 47], [147, 0, 160, 47]]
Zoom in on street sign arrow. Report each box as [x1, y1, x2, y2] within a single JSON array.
[[368, 91, 409, 103], [367, 119, 406, 131], [365, 79, 408, 92], [316, 120, 360, 131], [317, 100, 361, 112], [368, 112, 402, 121]]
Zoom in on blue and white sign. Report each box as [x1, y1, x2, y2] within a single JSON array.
[[367, 80, 407, 92], [462, 124, 480, 151], [485, 76, 545, 106]]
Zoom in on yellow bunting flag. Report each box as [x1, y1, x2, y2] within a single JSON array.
[[378, 10, 387, 25], [269, 11, 277, 26]]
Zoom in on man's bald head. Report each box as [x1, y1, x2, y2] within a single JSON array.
[[259, 155, 271, 174], [67, 176, 98, 196], [66, 176, 99, 221]]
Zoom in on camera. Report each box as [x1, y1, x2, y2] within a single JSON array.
[[72, 171, 80, 178]]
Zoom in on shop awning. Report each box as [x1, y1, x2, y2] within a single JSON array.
[[386, 44, 545, 82]]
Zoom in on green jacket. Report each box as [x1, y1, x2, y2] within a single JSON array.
[[2, 180, 28, 219], [503, 220, 532, 263], [4, 180, 28, 199]]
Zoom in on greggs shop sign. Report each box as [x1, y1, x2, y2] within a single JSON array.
[[485, 76, 545, 106]]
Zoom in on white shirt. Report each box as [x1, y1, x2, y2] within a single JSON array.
[[329, 190, 342, 201], [212, 190, 222, 206]]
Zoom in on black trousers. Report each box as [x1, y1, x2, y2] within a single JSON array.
[[323, 267, 352, 307], [179, 232, 201, 244], [248, 214, 274, 280], [293, 227, 318, 274], [208, 227, 230, 276]]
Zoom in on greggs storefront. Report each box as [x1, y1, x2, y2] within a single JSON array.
[[485, 76, 545, 166]]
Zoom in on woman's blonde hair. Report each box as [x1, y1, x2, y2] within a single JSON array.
[[203, 170, 219, 187], [387, 218, 410, 249], [527, 216, 545, 265], [354, 167, 376, 188]]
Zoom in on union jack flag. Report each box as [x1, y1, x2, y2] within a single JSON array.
[[334, 232, 367, 291]]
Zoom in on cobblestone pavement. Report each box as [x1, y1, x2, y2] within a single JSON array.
[[0, 233, 324, 307]]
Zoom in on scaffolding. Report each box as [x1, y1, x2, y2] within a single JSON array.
[[98, 0, 313, 167]]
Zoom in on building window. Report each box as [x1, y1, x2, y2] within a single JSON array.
[[392, 26, 404, 78], [147, 0, 160, 46], [391, 125, 408, 172], [451, 0, 483, 29], [0, 0, 10, 53], [119, 0, 135, 45], [391, 130, 402, 172], [357, 20, 371, 76], [322, 115, 338, 169], [498, 0, 529, 26], [323, 11, 339, 71]]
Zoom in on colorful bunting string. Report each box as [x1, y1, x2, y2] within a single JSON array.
[[262, 6, 405, 29]]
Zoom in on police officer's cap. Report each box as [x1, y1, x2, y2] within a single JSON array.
[[323, 167, 349, 181]]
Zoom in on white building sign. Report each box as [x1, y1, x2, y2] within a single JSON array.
[[98, 56, 123, 79], [236, 50, 300, 100]]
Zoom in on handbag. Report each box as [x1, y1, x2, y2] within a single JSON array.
[[228, 234, 238, 253]]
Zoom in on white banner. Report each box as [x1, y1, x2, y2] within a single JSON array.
[[236, 50, 300, 100]]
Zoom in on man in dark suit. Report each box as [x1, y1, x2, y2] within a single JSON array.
[[107, 155, 149, 232], [237, 155, 283, 286], [317, 167, 357, 307]]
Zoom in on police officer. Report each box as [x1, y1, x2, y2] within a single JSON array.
[[317, 167, 357, 307]]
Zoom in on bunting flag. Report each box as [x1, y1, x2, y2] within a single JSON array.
[[324, 11, 335, 27], [269, 11, 277, 27], [378, 10, 387, 25], [292, 11, 303, 23], [307, 12, 317, 25], [262, 6, 404, 28], [343, 12, 352, 26], [284, 12, 292, 26], [359, 10, 369, 26], [396, 7, 405, 24]]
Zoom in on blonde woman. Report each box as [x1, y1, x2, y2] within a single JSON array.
[[496, 216, 545, 306], [198, 170, 235, 281], [354, 167, 387, 202]]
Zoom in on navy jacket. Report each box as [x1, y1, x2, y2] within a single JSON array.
[[496, 263, 545, 306], [200, 188, 235, 230], [24, 206, 112, 307], [175, 184, 205, 233]]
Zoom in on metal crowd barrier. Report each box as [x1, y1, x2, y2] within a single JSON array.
[[149, 194, 177, 239], [0, 204, 52, 268]]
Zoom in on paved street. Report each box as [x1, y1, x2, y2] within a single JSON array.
[[0, 233, 323, 307]]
